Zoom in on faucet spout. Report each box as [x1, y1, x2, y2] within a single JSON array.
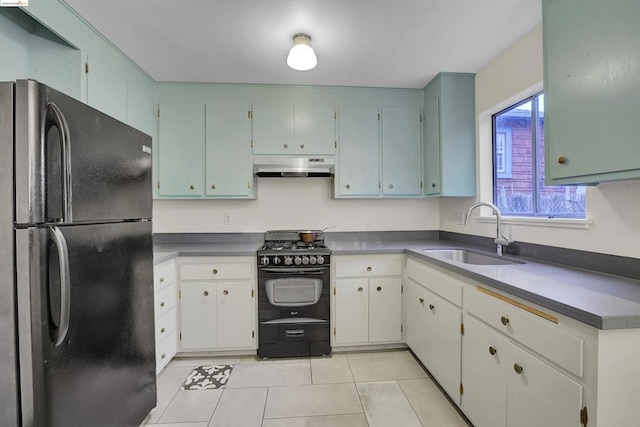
[[464, 202, 510, 256]]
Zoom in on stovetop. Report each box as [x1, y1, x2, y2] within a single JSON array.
[[258, 230, 331, 266]]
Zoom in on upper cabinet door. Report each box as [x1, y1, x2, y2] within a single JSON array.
[[205, 104, 252, 197], [543, 0, 640, 184], [158, 103, 205, 197], [336, 106, 380, 197], [424, 82, 442, 196], [381, 107, 422, 196], [294, 105, 336, 155], [251, 104, 294, 155]]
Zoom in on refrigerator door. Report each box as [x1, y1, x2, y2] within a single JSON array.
[[15, 221, 156, 427], [14, 79, 152, 225]]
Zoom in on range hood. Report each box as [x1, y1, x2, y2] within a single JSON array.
[[253, 157, 334, 177]]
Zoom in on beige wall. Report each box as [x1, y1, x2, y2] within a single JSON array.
[[440, 24, 640, 259]]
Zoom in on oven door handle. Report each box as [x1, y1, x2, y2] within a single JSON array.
[[261, 268, 327, 274]]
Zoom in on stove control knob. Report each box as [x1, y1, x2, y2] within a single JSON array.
[[309, 256, 317, 265], [294, 256, 302, 266], [302, 256, 310, 265], [284, 256, 293, 265], [261, 256, 269, 266], [273, 256, 281, 265], [316, 255, 325, 265]]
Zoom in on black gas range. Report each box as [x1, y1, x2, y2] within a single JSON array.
[[256, 230, 331, 358]]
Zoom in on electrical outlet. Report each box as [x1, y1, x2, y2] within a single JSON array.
[[455, 211, 466, 225], [224, 213, 232, 226]]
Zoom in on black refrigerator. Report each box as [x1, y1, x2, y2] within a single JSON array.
[[0, 80, 157, 426]]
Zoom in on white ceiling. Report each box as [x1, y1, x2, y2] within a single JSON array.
[[63, 0, 542, 89]]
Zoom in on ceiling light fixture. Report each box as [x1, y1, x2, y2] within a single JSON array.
[[287, 33, 317, 71]]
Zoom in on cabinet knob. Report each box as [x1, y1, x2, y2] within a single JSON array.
[[366, 266, 372, 272], [358, 287, 363, 292], [429, 304, 435, 310], [500, 316, 510, 326], [513, 363, 524, 374], [489, 346, 497, 356], [161, 327, 165, 333], [161, 353, 166, 359], [212, 269, 218, 275], [346, 184, 351, 189], [211, 184, 216, 189], [284, 143, 289, 148], [190, 185, 195, 190], [558, 156, 568, 164], [159, 277, 164, 283], [419, 297, 424, 304], [431, 183, 436, 188], [160, 301, 165, 307], [300, 144, 305, 149], [223, 289, 229, 295], [389, 184, 394, 189], [204, 291, 209, 296], [376, 286, 382, 292]]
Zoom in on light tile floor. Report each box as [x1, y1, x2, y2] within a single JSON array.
[[140, 350, 471, 427]]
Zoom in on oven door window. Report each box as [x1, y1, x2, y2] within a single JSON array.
[[265, 278, 322, 307]]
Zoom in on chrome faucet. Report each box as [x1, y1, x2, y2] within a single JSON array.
[[465, 202, 510, 256]]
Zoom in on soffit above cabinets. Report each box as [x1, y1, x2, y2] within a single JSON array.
[[62, 0, 541, 89]]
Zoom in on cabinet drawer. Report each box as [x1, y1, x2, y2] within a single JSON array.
[[155, 307, 177, 344], [406, 258, 462, 307], [156, 331, 177, 373], [154, 261, 176, 290], [155, 282, 177, 317], [180, 262, 253, 280], [465, 288, 583, 377], [335, 259, 402, 278]]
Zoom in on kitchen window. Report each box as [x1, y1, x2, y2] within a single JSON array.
[[492, 93, 586, 218]]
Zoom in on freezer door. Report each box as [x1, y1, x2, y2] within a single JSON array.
[[15, 221, 156, 427], [14, 79, 152, 225]]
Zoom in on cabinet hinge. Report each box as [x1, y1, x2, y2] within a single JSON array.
[[401, 324, 403, 333], [250, 140, 253, 148], [378, 181, 381, 189], [179, 332, 182, 341], [333, 327, 336, 336], [460, 323, 465, 335], [420, 114, 423, 122], [377, 113, 380, 121], [459, 383, 464, 395], [251, 289, 254, 298], [334, 112, 337, 120], [580, 407, 588, 427], [85, 62, 89, 74], [401, 285, 403, 293], [248, 110, 251, 119], [157, 181, 160, 189], [157, 110, 160, 118], [334, 141, 337, 149], [248, 181, 251, 189], [179, 290, 181, 299], [252, 330, 255, 339], [333, 287, 336, 295], [420, 181, 423, 189]]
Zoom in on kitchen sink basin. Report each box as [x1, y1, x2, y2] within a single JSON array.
[[422, 249, 525, 266]]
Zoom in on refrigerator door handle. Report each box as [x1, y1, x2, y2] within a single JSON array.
[[46, 102, 73, 223], [49, 225, 71, 346]]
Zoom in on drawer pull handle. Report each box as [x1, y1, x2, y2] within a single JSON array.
[[159, 277, 164, 283], [190, 185, 195, 190], [558, 156, 568, 164], [513, 363, 524, 374], [211, 184, 216, 189], [501, 316, 510, 326], [204, 291, 209, 296], [429, 304, 435, 310], [160, 301, 165, 307], [161, 353, 166, 359], [223, 289, 229, 295], [376, 286, 382, 292], [346, 184, 351, 189], [284, 143, 289, 148], [431, 183, 436, 188], [161, 327, 165, 333], [489, 346, 497, 356], [212, 269, 218, 275], [366, 266, 372, 272], [419, 297, 424, 304], [300, 144, 305, 149], [358, 287, 363, 292]]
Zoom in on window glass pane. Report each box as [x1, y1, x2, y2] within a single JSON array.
[[494, 100, 534, 215]]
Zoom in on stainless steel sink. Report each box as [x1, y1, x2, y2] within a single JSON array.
[[422, 249, 525, 266]]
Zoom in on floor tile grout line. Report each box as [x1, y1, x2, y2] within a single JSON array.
[[396, 379, 427, 427]]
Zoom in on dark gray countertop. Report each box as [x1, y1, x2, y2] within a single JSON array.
[[153, 234, 640, 330]]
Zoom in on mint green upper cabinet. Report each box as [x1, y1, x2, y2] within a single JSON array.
[[294, 105, 336, 155], [158, 103, 205, 197], [423, 73, 476, 197], [381, 107, 422, 196], [86, 46, 128, 123], [543, 0, 640, 184], [336, 106, 380, 197], [205, 104, 254, 198], [126, 65, 155, 136], [251, 104, 294, 155]]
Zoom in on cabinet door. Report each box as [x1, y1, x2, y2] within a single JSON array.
[[381, 107, 422, 196], [461, 316, 507, 427], [205, 104, 252, 197], [406, 280, 430, 364], [423, 288, 462, 404], [86, 47, 128, 123], [424, 81, 442, 196], [336, 106, 380, 197], [295, 105, 335, 155], [369, 278, 402, 342], [507, 344, 583, 427], [180, 282, 217, 349], [216, 281, 254, 349], [158, 103, 205, 196], [252, 104, 294, 155], [544, 0, 640, 184], [334, 279, 369, 344]]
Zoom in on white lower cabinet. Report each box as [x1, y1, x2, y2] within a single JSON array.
[[333, 255, 403, 346], [178, 257, 256, 352], [153, 260, 178, 373]]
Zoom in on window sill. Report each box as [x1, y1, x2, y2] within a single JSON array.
[[476, 216, 594, 230]]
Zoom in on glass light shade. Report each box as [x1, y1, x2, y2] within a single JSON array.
[[287, 34, 317, 71]]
